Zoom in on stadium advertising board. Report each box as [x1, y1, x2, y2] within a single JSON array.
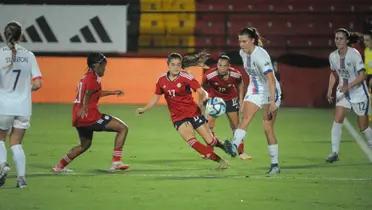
[[0, 5, 128, 53]]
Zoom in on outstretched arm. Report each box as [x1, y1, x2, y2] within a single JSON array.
[[136, 94, 161, 115], [100, 90, 123, 97]]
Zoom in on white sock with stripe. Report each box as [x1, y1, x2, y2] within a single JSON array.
[[11, 144, 26, 177], [232, 129, 246, 147], [331, 121, 342, 154], [0, 141, 6, 165]]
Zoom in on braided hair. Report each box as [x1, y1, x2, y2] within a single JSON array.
[[4, 21, 22, 69]]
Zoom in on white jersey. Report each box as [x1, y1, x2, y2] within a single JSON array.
[[240, 47, 281, 99], [0, 44, 42, 116], [329, 47, 368, 103]]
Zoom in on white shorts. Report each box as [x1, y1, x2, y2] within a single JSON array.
[[244, 93, 281, 109], [336, 91, 370, 116], [0, 115, 30, 130]]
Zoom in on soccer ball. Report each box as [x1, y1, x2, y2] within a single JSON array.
[[205, 97, 226, 118]]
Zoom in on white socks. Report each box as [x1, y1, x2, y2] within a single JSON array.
[[362, 127, 372, 143], [11, 144, 25, 177], [268, 144, 279, 164], [331, 121, 343, 154], [232, 129, 246, 146], [0, 141, 6, 165]]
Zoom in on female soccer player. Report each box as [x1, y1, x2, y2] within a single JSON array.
[[136, 53, 229, 169], [202, 54, 251, 160], [326, 28, 372, 163], [224, 27, 282, 175], [0, 21, 42, 188], [53, 53, 130, 172]]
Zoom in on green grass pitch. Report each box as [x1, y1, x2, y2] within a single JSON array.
[[0, 104, 371, 210]]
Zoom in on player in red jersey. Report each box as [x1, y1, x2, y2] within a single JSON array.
[[202, 55, 252, 160], [136, 53, 229, 169], [53, 53, 129, 172]]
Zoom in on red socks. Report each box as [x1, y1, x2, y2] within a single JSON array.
[[187, 138, 221, 161], [112, 148, 122, 162], [238, 143, 244, 154]]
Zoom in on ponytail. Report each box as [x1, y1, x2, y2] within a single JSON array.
[[239, 27, 263, 47], [4, 21, 22, 69]]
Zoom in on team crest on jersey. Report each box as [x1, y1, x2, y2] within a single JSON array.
[[347, 62, 352, 67], [228, 84, 232, 87], [214, 82, 219, 85], [176, 83, 182, 88], [163, 85, 166, 89]]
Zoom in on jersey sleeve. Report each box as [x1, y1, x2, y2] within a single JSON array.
[[352, 50, 365, 72], [329, 54, 336, 71], [30, 52, 42, 79], [155, 80, 163, 95], [257, 50, 273, 75], [189, 78, 201, 91], [85, 74, 98, 91]]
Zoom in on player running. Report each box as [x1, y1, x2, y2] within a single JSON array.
[[0, 21, 42, 188], [136, 52, 229, 169], [53, 53, 130, 172]]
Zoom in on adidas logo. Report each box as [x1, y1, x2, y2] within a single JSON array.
[[0, 16, 57, 43], [70, 16, 112, 43]]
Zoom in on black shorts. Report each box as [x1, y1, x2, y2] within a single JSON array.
[[76, 114, 114, 140], [174, 115, 207, 130], [225, 97, 240, 113]]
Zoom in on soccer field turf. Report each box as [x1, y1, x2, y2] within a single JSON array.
[[1, 104, 371, 210]]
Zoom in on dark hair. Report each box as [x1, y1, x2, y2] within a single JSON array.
[[167, 52, 183, 65], [4, 21, 22, 69], [239, 27, 263, 47], [182, 50, 210, 68], [335, 28, 362, 45], [365, 29, 372, 37], [87, 52, 107, 69], [218, 54, 230, 63]]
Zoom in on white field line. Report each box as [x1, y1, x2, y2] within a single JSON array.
[[9, 171, 372, 182], [344, 118, 372, 163]]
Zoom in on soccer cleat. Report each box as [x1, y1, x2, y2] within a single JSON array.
[[239, 153, 253, 160], [0, 162, 10, 187], [109, 161, 129, 171], [224, 140, 238, 157], [216, 159, 229, 170], [325, 152, 339, 163], [266, 164, 280, 176], [52, 166, 74, 174], [16, 176, 27, 189]]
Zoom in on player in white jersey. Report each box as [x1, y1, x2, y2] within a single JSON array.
[[0, 21, 42, 188], [326, 28, 372, 163], [224, 27, 281, 175]]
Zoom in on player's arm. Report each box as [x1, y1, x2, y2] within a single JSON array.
[[266, 71, 277, 112], [31, 77, 42, 91], [78, 89, 94, 118], [100, 90, 123, 97], [238, 79, 245, 106], [196, 87, 209, 113], [327, 71, 337, 103], [136, 94, 161, 115]]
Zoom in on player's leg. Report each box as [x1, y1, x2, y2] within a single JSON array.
[[103, 116, 129, 171], [353, 101, 372, 147], [0, 116, 13, 187], [226, 111, 251, 160], [226, 100, 260, 157], [262, 105, 280, 175], [326, 105, 347, 163], [9, 116, 30, 188], [177, 121, 227, 168], [53, 127, 93, 172]]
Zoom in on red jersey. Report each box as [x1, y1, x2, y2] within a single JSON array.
[[155, 71, 201, 123], [72, 70, 102, 127], [202, 67, 242, 101]]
